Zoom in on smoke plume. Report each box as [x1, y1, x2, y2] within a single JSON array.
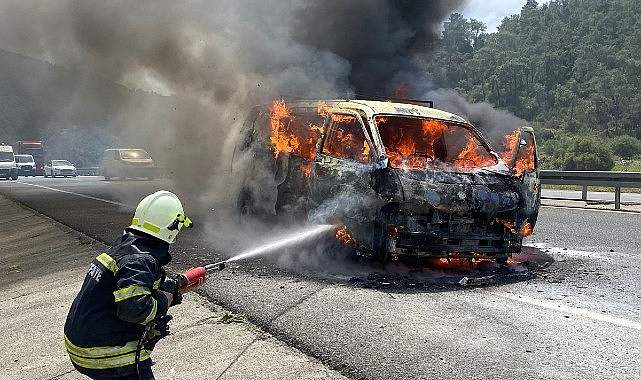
[[0, 0, 530, 267]]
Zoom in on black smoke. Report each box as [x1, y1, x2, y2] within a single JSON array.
[[292, 0, 466, 96], [0, 1, 530, 267]]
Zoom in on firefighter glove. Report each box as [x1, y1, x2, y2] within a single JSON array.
[[160, 278, 183, 307], [144, 315, 173, 350]]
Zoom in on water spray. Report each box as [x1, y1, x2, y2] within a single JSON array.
[[176, 223, 338, 292]]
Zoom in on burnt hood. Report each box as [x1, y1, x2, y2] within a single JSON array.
[[373, 166, 522, 214]]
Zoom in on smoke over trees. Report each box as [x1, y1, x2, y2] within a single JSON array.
[[0, 0, 525, 203]]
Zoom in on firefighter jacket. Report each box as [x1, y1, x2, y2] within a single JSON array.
[[64, 229, 172, 378]]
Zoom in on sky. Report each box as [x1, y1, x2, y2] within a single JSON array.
[[459, 0, 536, 31]]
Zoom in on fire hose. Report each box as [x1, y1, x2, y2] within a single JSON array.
[[135, 260, 227, 379]]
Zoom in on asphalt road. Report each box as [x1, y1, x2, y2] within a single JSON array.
[[1, 176, 640, 380]]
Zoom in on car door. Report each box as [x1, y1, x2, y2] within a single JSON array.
[[309, 110, 377, 209], [504, 127, 540, 227]]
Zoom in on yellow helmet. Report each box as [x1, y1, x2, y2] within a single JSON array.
[[129, 190, 193, 244]]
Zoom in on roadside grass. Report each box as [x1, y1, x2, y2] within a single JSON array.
[[541, 184, 641, 194], [613, 160, 641, 172]]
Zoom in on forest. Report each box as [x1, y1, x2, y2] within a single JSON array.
[[426, 0, 641, 170]]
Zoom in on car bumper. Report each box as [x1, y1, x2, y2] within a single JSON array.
[[53, 170, 76, 176]]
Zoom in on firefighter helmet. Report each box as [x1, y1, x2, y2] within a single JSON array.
[[129, 190, 193, 244]]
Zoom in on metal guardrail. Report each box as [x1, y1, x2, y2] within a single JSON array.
[[76, 167, 100, 176], [539, 170, 641, 210]]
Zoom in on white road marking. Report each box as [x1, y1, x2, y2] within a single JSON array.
[[488, 290, 641, 331], [14, 181, 133, 208]]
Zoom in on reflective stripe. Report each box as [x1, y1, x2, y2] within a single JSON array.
[[113, 285, 151, 302], [96, 253, 118, 274], [142, 221, 160, 233], [113, 285, 159, 324], [132, 217, 161, 234], [142, 298, 158, 325], [152, 278, 162, 290], [64, 335, 150, 370]]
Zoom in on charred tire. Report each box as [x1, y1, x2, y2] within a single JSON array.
[[237, 188, 255, 219], [371, 220, 391, 262]]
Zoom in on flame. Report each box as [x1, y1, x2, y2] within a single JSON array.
[[269, 100, 295, 158], [495, 217, 516, 234], [499, 129, 536, 177], [335, 225, 353, 245], [393, 83, 411, 99], [268, 100, 325, 176], [499, 130, 520, 163], [520, 222, 533, 237], [376, 116, 496, 171], [496, 218, 532, 237]]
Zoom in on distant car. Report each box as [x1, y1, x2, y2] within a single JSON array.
[[15, 154, 37, 177], [0, 145, 18, 180], [44, 160, 77, 178], [101, 148, 155, 180]]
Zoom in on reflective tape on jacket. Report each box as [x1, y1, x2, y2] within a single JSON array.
[[113, 284, 151, 302], [96, 253, 119, 274], [64, 335, 150, 370]]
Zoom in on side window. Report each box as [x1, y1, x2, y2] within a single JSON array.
[[515, 131, 537, 172], [322, 115, 370, 163]]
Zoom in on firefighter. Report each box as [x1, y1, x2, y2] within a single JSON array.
[[64, 190, 193, 379]]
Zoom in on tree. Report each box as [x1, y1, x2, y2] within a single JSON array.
[[609, 135, 641, 159], [560, 136, 614, 170]]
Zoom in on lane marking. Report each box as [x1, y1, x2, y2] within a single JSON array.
[[12, 181, 133, 209], [488, 290, 641, 331]]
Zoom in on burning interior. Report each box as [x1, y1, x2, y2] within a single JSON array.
[[234, 99, 540, 262]]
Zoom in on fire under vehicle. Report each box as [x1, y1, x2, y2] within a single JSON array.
[[233, 99, 540, 262]]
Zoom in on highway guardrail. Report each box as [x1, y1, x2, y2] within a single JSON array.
[[540, 170, 641, 210]]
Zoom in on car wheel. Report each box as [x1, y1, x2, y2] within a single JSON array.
[[237, 188, 256, 223]]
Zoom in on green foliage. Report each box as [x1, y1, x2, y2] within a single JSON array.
[[426, 0, 641, 159], [558, 136, 614, 171], [608, 135, 641, 159]]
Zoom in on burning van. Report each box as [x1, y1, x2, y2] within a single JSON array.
[[233, 99, 540, 262]]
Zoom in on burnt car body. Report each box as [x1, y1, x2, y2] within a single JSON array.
[[234, 99, 540, 262]]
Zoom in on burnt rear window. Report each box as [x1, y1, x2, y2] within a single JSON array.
[[376, 116, 496, 171], [257, 103, 325, 160]]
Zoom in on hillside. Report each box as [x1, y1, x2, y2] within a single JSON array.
[[0, 49, 167, 166], [424, 0, 641, 169]]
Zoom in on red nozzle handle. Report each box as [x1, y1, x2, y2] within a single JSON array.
[[178, 267, 207, 293]]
